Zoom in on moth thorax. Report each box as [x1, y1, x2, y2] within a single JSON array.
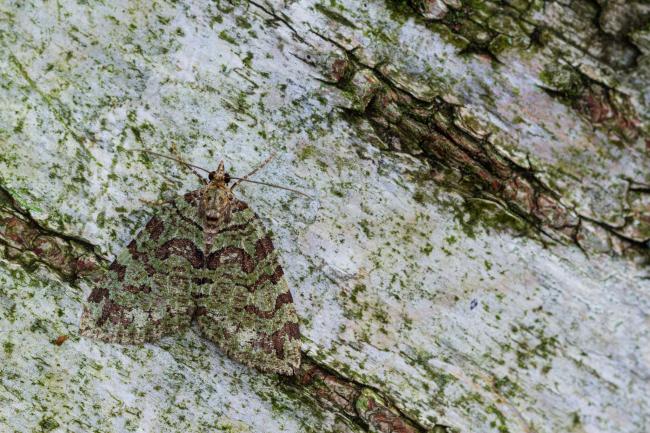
[[200, 186, 233, 228]]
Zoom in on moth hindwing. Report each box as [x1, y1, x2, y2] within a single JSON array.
[[80, 162, 301, 375]]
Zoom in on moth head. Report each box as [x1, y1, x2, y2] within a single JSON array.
[[207, 161, 231, 185], [201, 161, 234, 226]]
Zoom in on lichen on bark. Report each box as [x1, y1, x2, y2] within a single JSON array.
[[1, 0, 648, 432]]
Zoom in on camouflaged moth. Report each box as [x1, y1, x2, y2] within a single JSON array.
[[80, 155, 303, 375]]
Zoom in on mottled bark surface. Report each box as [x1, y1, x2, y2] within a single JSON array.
[[0, 1, 648, 432]]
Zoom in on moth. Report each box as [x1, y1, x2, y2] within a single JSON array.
[[80, 153, 304, 375]]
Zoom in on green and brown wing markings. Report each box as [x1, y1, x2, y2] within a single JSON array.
[[254, 235, 274, 260], [170, 198, 204, 233], [206, 246, 255, 272], [107, 261, 127, 281], [80, 192, 301, 375], [196, 200, 301, 375], [252, 322, 300, 360], [204, 233, 275, 272], [144, 216, 164, 240], [243, 290, 294, 319], [155, 238, 205, 268], [249, 265, 284, 293], [80, 194, 204, 343]]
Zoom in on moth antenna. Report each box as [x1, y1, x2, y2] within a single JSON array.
[[130, 148, 311, 197], [232, 152, 277, 189], [169, 144, 209, 183], [129, 148, 211, 174], [229, 177, 312, 198]]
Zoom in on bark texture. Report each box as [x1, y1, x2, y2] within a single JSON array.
[[0, 1, 648, 432]]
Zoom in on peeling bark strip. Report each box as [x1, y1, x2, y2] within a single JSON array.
[[330, 53, 578, 237], [312, 41, 648, 257], [0, 184, 100, 280], [79, 162, 302, 376], [283, 0, 650, 257], [292, 358, 451, 433]]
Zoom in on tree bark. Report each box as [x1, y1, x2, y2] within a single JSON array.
[[1, 0, 648, 432]]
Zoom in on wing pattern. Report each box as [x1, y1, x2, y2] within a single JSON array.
[[196, 198, 301, 375], [80, 190, 301, 375]]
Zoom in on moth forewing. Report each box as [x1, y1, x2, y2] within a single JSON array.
[[80, 161, 302, 375]]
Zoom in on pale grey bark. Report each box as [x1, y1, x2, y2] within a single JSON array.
[[0, 1, 648, 432]]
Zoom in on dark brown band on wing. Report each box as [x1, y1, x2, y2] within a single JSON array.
[[88, 286, 109, 303], [145, 216, 164, 240], [252, 322, 300, 359], [126, 241, 157, 276], [127, 240, 147, 261], [108, 261, 127, 281], [205, 246, 255, 273], [243, 291, 294, 319], [98, 299, 133, 327], [217, 223, 250, 235], [216, 265, 285, 293], [123, 284, 152, 294], [246, 265, 284, 292], [255, 235, 274, 261], [155, 239, 205, 268], [191, 277, 213, 286]]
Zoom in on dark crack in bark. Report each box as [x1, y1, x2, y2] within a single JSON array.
[[286, 357, 454, 433], [0, 184, 101, 281], [306, 31, 648, 259]]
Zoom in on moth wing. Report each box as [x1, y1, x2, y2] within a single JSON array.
[[196, 200, 301, 375], [80, 192, 205, 344]]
